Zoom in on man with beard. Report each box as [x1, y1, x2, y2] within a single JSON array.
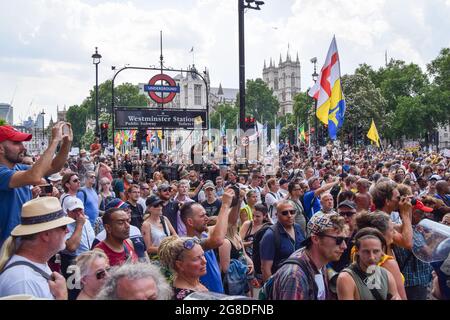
[[337, 228, 400, 300], [180, 188, 236, 293], [269, 213, 348, 300], [94, 208, 138, 266], [0, 122, 72, 246]]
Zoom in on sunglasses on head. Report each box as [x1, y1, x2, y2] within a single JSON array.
[[320, 234, 350, 245], [95, 267, 110, 280], [183, 237, 201, 250], [280, 210, 296, 216]]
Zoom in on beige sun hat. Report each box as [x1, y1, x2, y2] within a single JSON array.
[[11, 197, 75, 237]]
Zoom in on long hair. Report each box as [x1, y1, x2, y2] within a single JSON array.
[[0, 236, 18, 271]]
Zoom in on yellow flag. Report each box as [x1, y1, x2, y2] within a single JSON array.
[[194, 116, 203, 126], [367, 119, 380, 147]]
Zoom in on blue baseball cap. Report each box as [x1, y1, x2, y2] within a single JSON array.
[[105, 198, 130, 211]]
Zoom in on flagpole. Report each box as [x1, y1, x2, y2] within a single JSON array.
[[274, 115, 277, 149], [260, 114, 263, 161], [308, 119, 311, 157]]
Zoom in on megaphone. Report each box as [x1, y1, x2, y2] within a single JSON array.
[[327, 267, 339, 294], [412, 219, 450, 263]]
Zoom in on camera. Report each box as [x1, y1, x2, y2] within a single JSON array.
[[229, 185, 240, 207]]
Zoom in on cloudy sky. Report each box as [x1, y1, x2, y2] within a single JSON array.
[[1, 0, 449, 125]]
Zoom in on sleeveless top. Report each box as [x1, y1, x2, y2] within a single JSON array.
[[94, 240, 138, 266], [351, 246, 405, 283], [343, 264, 390, 300], [243, 222, 257, 258], [149, 218, 170, 247]]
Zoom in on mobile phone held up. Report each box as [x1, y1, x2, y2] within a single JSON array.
[[39, 184, 53, 195], [62, 123, 70, 136], [230, 185, 240, 207]]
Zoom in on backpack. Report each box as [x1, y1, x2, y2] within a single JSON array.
[[252, 223, 281, 276], [258, 258, 302, 300], [223, 257, 249, 296]]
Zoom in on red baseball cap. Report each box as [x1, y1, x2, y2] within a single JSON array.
[[0, 126, 32, 143], [414, 200, 433, 213]]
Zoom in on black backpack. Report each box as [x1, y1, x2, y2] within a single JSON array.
[[252, 223, 281, 275]]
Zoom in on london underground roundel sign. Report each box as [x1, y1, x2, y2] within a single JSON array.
[[144, 74, 180, 104]]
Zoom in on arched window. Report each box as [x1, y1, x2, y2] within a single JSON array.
[[274, 78, 278, 90], [291, 72, 296, 88]]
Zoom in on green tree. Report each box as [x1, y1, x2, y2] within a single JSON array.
[[66, 104, 88, 146], [210, 103, 239, 131], [293, 91, 314, 131], [67, 81, 149, 147], [427, 48, 450, 126], [238, 78, 279, 127], [340, 72, 388, 143], [80, 129, 95, 150]]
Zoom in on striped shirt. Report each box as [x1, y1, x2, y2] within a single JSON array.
[[393, 227, 433, 287]]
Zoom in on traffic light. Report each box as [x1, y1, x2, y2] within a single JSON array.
[[244, 117, 256, 129], [100, 123, 108, 145]]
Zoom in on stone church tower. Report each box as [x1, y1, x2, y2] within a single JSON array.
[[262, 51, 301, 115]]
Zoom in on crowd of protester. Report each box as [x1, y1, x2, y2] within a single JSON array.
[[0, 122, 449, 300]]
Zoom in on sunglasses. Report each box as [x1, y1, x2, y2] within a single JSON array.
[[95, 267, 111, 280], [320, 234, 350, 245], [71, 179, 80, 183], [183, 237, 201, 250], [280, 210, 296, 216], [339, 211, 356, 217], [161, 188, 172, 192]]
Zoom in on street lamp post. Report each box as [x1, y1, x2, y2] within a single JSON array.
[[310, 57, 319, 148], [92, 47, 102, 137], [40, 109, 45, 153], [238, 0, 264, 134]]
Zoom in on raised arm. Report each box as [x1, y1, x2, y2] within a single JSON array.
[[393, 197, 413, 250], [9, 122, 66, 188], [202, 189, 234, 251], [45, 122, 73, 176], [314, 178, 339, 197]]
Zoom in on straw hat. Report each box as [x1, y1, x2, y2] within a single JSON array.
[[11, 197, 74, 237]]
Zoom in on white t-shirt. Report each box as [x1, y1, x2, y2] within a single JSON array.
[[0, 255, 53, 299], [62, 221, 96, 257], [265, 191, 283, 223], [137, 197, 147, 213], [314, 270, 326, 300]]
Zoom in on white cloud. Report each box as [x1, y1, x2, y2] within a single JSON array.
[[0, 0, 449, 125]]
